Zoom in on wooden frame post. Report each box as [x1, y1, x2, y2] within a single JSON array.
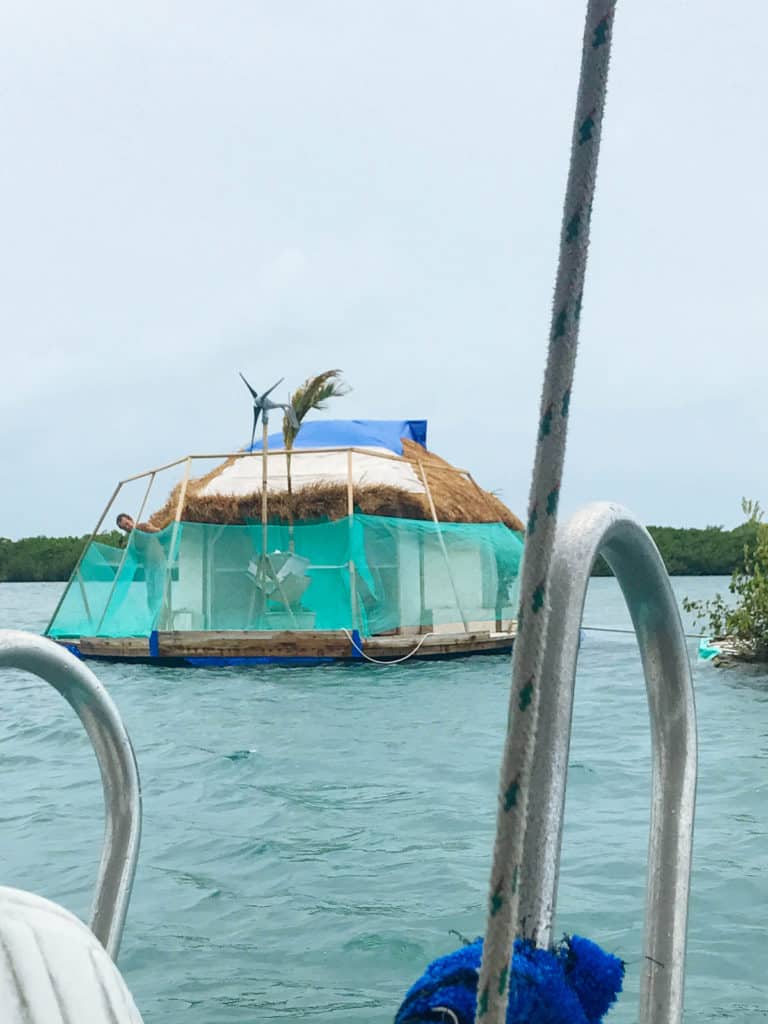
[[465, 469, 520, 631], [346, 448, 359, 633], [159, 457, 192, 629], [44, 480, 124, 635], [261, 418, 269, 564], [96, 472, 157, 634], [418, 460, 469, 633]]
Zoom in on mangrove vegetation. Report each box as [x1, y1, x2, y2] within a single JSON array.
[[0, 532, 123, 582], [683, 500, 768, 662]]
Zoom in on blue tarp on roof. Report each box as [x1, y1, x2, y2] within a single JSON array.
[[246, 419, 427, 455]]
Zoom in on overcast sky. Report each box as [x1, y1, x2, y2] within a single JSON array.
[[2, 2, 766, 540]]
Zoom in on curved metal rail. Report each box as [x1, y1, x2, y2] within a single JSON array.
[[518, 502, 697, 1024], [0, 630, 142, 960]]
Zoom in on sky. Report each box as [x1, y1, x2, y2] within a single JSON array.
[[2, 2, 767, 540]]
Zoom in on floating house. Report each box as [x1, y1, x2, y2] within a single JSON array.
[[46, 420, 524, 664]]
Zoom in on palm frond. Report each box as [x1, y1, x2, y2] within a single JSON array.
[[283, 369, 351, 448]]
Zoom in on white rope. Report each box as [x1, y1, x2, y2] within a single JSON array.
[[342, 629, 441, 665], [475, 4, 618, 1022]]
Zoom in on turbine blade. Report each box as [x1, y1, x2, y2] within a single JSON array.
[[250, 408, 258, 450], [239, 371, 258, 397], [260, 377, 284, 401]]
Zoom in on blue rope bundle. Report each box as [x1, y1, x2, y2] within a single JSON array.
[[395, 935, 623, 1024]]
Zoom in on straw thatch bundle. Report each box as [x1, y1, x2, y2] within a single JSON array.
[[400, 439, 523, 531], [149, 439, 524, 532]]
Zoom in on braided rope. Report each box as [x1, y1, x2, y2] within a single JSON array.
[[475, 4, 617, 1021]]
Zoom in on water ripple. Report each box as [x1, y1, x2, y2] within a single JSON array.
[[0, 580, 766, 1021]]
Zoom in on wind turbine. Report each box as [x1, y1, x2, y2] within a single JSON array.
[[239, 373, 299, 450]]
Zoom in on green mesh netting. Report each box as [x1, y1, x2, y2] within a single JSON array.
[[47, 515, 523, 639]]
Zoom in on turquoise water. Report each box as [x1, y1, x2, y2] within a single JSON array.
[[0, 578, 766, 1022]]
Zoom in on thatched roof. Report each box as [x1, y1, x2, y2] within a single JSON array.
[[149, 438, 524, 532]]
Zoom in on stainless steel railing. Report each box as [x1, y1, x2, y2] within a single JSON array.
[[0, 630, 142, 960], [517, 502, 697, 1024]]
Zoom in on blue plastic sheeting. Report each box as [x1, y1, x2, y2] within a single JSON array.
[[245, 419, 427, 454]]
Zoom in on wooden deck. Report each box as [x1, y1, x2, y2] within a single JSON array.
[[53, 627, 516, 665]]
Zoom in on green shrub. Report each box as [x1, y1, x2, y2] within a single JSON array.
[[683, 500, 768, 656]]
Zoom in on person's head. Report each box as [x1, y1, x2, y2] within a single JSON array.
[[116, 513, 135, 533]]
